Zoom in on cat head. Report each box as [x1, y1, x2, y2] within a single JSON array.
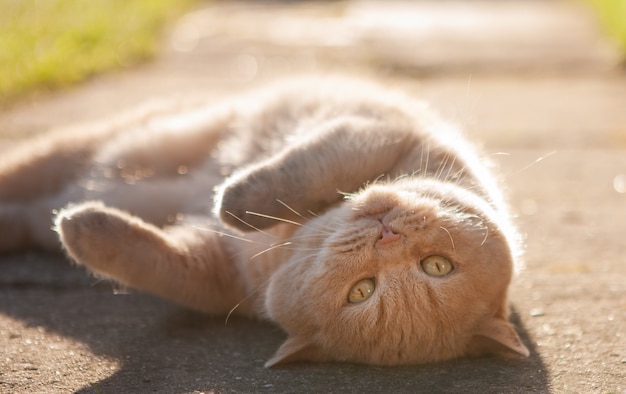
[[264, 180, 529, 367]]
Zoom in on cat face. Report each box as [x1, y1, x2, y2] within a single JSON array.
[[265, 180, 528, 367]]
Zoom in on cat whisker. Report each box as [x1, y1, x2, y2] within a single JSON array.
[[193, 229, 275, 260], [448, 168, 466, 185], [480, 225, 489, 246], [228, 241, 275, 260], [487, 152, 511, 158], [439, 225, 456, 253], [225, 277, 272, 325], [393, 173, 410, 184], [192, 225, 257, 244], [198, 216, 289, 261], [273, 201, 334, 235], [276, 199, 307, 220], [246, 209, 336, 237], [245, 210, 303, 227], [421, 142, 430, 178], [508, 150, 557, 177], [250, 241, 293, 260], [226, 249, 321, 324], [443, 155, 458, 183], [434, 152, 451, 180], [224, 210, 276, 238]]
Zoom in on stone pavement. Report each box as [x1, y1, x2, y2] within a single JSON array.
[[1, 1, 625, 392]]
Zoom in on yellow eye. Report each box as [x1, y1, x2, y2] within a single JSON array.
[[421, 255, 454, 277], [348, 278, 376, 304]]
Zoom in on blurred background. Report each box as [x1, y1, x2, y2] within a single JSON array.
[[0, 0, 623, 108]]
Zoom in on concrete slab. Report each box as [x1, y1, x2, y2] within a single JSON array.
[[1, 1, 624, 392]]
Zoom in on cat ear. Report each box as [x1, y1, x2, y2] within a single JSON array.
[[467, 316, 530, 358], [265, 336, 329, 368]]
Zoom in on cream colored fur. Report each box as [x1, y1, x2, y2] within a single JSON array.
[[0, 78, 529, 366]]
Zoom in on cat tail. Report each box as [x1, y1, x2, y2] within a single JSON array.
[[55, 201, 248, 315]]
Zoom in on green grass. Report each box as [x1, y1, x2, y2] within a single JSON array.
[[585, 0, 626, 56], [0, 0, 197, 107]]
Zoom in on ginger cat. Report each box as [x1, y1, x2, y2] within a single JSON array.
[[0, 78, 529, 366]]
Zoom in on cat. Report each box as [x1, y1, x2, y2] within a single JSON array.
[[0, 77, 529, 367]]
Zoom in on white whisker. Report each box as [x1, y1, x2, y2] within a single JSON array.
[[480, 225, 489, 246], [225, 250, 322, 324], [435, 153, 450, 179], [439, 225, 456, 253], [225, 278, 271, 325], [245, 210, 303, 227], [509, 150, 557, 177], [307, 210, 319, 217], [192, 225, 256, 244], [224, 210, 276, 238], [276, 199, 307, 220], [422, 143, 430, 177], [250, 241, 292, 260], [443, 155, 458, 183]]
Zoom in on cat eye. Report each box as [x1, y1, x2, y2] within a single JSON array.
[[421, 255, 454, 277], [348, 278, 376, 304]]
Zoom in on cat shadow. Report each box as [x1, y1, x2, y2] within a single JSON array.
[[1, 253, 549, 393]]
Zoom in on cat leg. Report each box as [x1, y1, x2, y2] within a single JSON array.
[[55, 201, 247, 314], [216, 116, 417, 231], [0, 195, 72, 254], [0, 170, 219, 255], [0, 130, 109, 201], [0, 99, 208, 201], [0, 179, 96, 253]]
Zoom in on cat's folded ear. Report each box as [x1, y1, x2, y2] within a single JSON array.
[[466, 316, 530, 359], [265, 336, 331, 368]]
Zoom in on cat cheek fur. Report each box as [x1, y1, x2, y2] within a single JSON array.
[[265, 246, 362, 365]]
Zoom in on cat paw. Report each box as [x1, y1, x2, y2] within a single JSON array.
[[215, 168, 288, 231], [55, 201, 143, 271]]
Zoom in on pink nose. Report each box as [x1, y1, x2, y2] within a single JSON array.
[[377, 225, 402, 246]]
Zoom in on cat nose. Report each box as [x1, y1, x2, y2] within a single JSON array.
[[376, 224, 402, 246]]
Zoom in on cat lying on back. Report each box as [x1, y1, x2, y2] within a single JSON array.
[[0, 78, 529, 366]]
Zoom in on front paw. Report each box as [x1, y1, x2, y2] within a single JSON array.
[[55, 201, 137, 271], [215, 173, 282, 231]]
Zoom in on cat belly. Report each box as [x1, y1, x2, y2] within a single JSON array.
[[81, 160, 222, 225]]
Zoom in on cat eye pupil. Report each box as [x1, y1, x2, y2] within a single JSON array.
[[348, 278, 375, 304], [421, 255, 453, 277]]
